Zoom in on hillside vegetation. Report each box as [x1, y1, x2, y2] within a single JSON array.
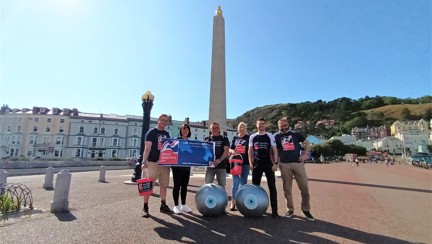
[[234, 96, 432, 138], [364, 104, 432, 119]]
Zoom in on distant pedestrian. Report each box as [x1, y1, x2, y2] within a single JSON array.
[[355, 159, 359, 167]]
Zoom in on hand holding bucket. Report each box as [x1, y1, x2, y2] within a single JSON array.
[[137, 168, 153, 196], [229, 154, 243, 176]]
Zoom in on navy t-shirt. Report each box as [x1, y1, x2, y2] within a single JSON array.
[[248, 132, 276, 163], [274, 130, 305, 163], [205, 135, 229, 169], [145, 128, 170, 162], [230, 134, 250, 165]]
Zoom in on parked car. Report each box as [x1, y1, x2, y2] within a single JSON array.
[[408, 153, 432, 169]]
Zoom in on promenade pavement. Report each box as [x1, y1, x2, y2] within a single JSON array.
[[0, 163, 431, 244]]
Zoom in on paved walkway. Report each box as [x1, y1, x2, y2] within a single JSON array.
[[1, 163, 431, 243]]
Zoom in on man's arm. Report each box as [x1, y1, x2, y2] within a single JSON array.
[[248, 135, 254, 167], [221, 146, 230, 161], [299, 139, 310, 162], [272, 146, 279, 164], [141, 141, 152, 169]]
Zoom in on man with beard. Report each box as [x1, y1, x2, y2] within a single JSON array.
[[274, 117, 315, 221]]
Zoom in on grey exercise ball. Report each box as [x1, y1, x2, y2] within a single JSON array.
[[235, 184, 269, 217], [195, 183, 228, 217]]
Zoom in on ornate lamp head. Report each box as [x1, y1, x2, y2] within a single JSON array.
[[142, 91, 155, 102]]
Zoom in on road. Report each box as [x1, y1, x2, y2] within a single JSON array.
[[0, 163, 431, 243]]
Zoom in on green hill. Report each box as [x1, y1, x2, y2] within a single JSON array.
[[233, 96, 432, 138]]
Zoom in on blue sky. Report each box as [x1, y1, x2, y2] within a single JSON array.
[[1, 0, 431, 122]]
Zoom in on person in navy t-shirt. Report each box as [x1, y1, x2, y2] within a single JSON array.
[[248, 117, 279, 218]]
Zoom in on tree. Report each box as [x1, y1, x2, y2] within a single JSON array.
[[326, 139, 345, 156], [401, 108, 412, 120], [422, 108, 432, 121], [310, 144, 333, 158]]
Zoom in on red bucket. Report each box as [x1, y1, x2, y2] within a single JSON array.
[[137, 169, 153, 196], [229, 155, 243, 176], [137, 178, 153, 196]]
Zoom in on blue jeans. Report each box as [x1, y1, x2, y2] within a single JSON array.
[[231, 164, 250, 200]]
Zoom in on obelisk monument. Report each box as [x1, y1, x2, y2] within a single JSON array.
[[208, 5, 227, 133]]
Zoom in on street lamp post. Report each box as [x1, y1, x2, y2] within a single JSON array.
[[131, 91, 154, 182]]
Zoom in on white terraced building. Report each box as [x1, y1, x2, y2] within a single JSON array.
[[0, 105, 236, 160]]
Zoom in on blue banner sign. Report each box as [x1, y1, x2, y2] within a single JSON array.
[[159, 139, 215, 167]]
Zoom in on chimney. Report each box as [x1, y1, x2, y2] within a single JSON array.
[[63, 108, 71, 116], [39, 107, 50, 114], [72, 108, 79, 116], [185, 117, 190, 124], [52, 108, 63, 115], [32, 107, 40, 114]]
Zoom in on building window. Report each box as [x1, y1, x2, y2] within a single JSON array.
[[114, 128, 119, 135], [47, 118, 52, 122], [60, 119, 65, 123], [94, 127, 98, 134], [131, 138, 138, 147], [75, 149, 81, 157], [34, 118, 39, 122], [46, 127, 51, 133], [112, 150, 117, 157], [79, 126, 84, 133], [76, 137, 83, 145], [7, 125, 11, 132], [100, 138, 104, 147], [112, 138, 119, 146], [92, 138, 97, 147], [33, 126, 38, 132], [133, 128, 138, 135], [101, 128, 105, 134], [29, 136, 36, 145], [17, 125, 21, 132], [27, 149, 33, 157], [43, 136, 49, 144], [59, 126, 64, 133], [56, 137, 63, 145]]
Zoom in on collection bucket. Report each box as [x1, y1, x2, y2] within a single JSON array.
[[229, 155, 243, 176], [137, 169, 153, 196]]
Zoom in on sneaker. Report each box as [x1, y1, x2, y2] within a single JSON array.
[[173, 205, 181, 214], [160, 203, 172, 214], [285, 210, 294, 218], [302, 211, 315, 221], [142, 208, 150, 218], [180, 205, 192, 213], [272, 212, 280, 219]]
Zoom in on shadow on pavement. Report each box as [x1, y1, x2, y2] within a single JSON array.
[[150, 212, 411, 243], [310, 178, 432, 193], [54, 212, 77, 222]]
